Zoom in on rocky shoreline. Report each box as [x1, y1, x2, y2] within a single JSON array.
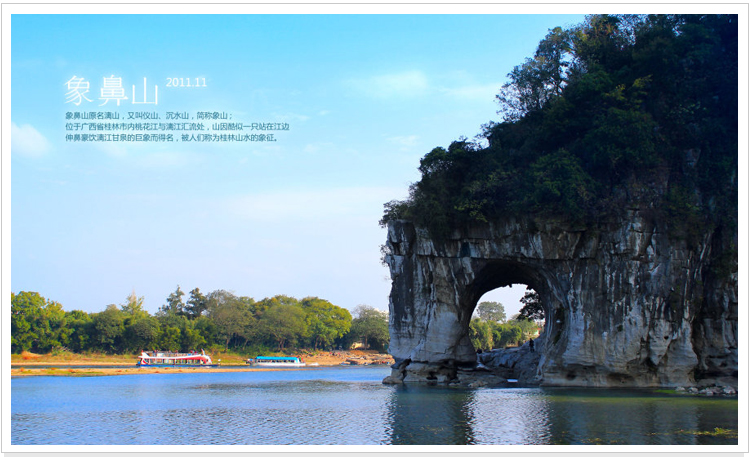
[[383, 342, 738, 396]]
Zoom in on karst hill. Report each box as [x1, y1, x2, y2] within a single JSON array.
[[381, 15, 738, 389]]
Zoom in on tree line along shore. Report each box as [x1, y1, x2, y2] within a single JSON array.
[[11, 288, 390, 358], [11, 288, 540, 370]]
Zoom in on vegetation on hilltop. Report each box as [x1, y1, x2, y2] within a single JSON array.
[[381, 14, 737, 250]]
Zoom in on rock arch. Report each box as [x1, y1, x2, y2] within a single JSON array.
[[382, 215, 737, 388]]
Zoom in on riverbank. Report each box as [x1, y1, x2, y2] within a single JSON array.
[[10, 350, 395, 377], [10, 366, 280, 377]]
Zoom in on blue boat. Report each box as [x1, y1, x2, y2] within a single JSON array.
[[247, 356, 318, 367]]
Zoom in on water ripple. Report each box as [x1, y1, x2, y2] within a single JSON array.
[[11, 370, 738, 445]]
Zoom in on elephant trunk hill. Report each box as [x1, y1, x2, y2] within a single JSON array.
[[379, 15, 737, 390]]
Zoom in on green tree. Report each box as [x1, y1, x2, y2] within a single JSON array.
[[11, 291, 41, 352], [39, 300, 69, 352], [348, 305, 389, 351], [11, 291, 69, 353], [256, 294, 299, 311], [518, 289, 545, 321], [506, 316, 540, 342], [180, 326, 206, 351], [156, 296, 207, 353], [526, 149, 595, 220], [124, 315, 161, 352], [258, 299, 307, 350], [234, 296, 259, 348], [120, 291, 153, 352], [206, 290, 248, 351], [469, 318, 493, 351], [91, 305, 126, 352], [185, 287, 208, 319], [495, 324, 523, 348], [194, 315, 219, 347], [121, 290, 147, 319], [475, 301, 506, 323], [158, 326, 182, 351], [301, 297, 352, 350], [496, 26, 574, 121], [159, 285, 185, 317], [64, 310, 92, 352]]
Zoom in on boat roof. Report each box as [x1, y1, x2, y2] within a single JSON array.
[[255, 356, 300, 361]]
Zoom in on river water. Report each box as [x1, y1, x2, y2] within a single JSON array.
[[10, 366, 738, 446]]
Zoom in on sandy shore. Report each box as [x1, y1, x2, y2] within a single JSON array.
[[10, 366, 289, 377], [10, 350, 394, 377]]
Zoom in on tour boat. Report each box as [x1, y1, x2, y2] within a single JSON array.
[[247, 356, 318, 367], [136, 349, 217, 367]]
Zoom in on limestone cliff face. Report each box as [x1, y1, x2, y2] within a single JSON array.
[[383, 213, 737, 387]]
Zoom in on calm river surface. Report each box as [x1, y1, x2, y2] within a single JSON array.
[[11, 366, 737, 445]]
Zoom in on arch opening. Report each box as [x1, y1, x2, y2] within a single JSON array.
[[469, 284, 544, 353], [460, 260, 552, 326], [456, 259, 564, 383]]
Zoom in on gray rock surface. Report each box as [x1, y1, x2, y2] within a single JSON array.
[[382, 214, 737, 388]]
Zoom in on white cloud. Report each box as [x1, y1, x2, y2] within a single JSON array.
[[347, 70, 429, 99], [95, 142, 128, 158], [135, 151, 190, 168], [303, 142, 335, 154], [11, 122, 52, 157], [347, 69, 502, 104], [273, 112, 310, 123], [439, 82, 503, 102], [223, 186, 405, 223], [386, 135, 420, 151]]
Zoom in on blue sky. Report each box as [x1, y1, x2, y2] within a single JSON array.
[[10, 13, 588, 315]]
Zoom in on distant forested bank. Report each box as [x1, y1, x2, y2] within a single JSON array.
[[11, 288, 389, 355]]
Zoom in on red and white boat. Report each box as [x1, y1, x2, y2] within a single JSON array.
[[136, 350, 217, 367]]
